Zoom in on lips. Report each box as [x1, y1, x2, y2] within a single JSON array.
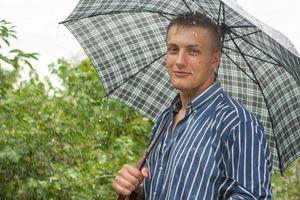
[[174, 70, 191, 77]]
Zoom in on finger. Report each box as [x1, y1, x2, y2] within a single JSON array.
[[115, 174, 138, 192], [113, 180, 132, 196], [124, 164, 143, 179], [121, 165, 144, 183], [141, 167, 149, 177], [117, 168, 142, 185]]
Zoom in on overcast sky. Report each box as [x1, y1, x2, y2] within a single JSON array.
[[1, 0, 299, 79]]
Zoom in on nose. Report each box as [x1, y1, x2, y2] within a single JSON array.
[[175, 50, 186, 67]]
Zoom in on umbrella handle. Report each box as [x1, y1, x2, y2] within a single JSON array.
[[116, 114, 170, 200], [117, 192, 138, 200]]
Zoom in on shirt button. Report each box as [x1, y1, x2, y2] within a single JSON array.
[[153, 191, 156, 196], [159, 166, 163, 171]]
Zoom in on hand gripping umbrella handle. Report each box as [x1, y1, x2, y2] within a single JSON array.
[[117, 115, 170, 200], [117, 155, 146, 200]]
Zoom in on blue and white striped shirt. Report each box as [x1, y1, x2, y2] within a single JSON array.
[[143, 82, 272, 200]]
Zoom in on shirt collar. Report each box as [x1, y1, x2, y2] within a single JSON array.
[[171, 82, 223, 113]]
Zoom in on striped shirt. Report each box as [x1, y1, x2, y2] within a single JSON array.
[[143, 82, 272, 200]]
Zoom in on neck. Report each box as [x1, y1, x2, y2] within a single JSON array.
[[179, 81, 215, 111], [179, 93, 193, 111]]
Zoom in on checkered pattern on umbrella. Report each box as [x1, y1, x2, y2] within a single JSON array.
[[62, 0, 300, 173]]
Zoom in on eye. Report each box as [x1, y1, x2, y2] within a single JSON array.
[[188, 48, 200, 56], [167, 47, 178, 55]]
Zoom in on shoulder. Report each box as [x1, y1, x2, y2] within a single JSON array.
[[216, 92, 264, 140], [216, 93, 264, 138], [218, 92, 262, 127]]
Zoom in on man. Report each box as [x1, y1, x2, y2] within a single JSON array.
[[113, 12, 272, 199]]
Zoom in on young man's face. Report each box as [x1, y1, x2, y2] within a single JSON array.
[[166, 25, 221, 96]]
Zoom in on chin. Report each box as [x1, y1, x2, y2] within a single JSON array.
[[172, 84, 190, 92], [171, 79, 189, 88]]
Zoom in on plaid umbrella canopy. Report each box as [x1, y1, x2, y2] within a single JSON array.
[[62, 0, 300, 173]]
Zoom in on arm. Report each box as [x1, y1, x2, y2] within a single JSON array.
[[220, 121, 272, 200]]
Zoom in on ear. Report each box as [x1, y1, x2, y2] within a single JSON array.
[[210, 50, 221, 71]]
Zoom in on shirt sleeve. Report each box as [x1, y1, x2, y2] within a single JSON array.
[[220, 121, 272, 200]]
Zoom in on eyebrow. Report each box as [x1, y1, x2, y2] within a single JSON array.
[[186, 45, 201, 48], [167, 43, 201, 48]]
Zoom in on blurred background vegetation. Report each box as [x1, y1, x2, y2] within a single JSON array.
[[1, 20, 299, 200]]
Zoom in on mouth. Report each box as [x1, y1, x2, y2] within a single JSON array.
[[174, 71, 191, 77]]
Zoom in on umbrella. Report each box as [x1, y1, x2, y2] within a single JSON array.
[[61, 0, 300, 174]]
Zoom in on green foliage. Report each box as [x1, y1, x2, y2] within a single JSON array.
[[0, 19, 38, 100], [1, 58, 152, 199], [1, 20, 152, 200], [0, 19, 38, 70], [0, 20, 17, 47], [272, 159, 300, 200], [0, 20, 299, 200]]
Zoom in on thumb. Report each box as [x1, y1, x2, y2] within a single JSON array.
[[141, 167, 149, 177]]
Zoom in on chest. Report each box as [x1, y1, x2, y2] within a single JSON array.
[[149, 112, 225, 177], [145, 114, 226, 199]]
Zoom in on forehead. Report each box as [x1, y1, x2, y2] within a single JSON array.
[[167, 25, 213, 46], [167, 25, 212, 39]]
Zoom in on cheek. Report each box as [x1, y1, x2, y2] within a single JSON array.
[[166, 60, 172, 76], [166, 55, 175, 69], [166, 60, 171, 71], [166, 54, 175, 63]]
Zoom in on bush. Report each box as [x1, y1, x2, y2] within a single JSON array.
[[0, 58, 152, 199]]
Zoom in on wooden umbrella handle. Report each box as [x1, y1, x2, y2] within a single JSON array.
[[117, 191, 138, 200]]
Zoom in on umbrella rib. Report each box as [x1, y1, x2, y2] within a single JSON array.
[[158, 13, 172, 21], [229, 31, 282, 66], [190, 0, 219, 24], [221, 51, 258, 84], [182, 0, 193, 12], [224, 30, 261, 42], [229, 25, 257, 29], [222, 1, 226, 25], [217, 1, 222, 27], [229, 33, 284, 173], [223, 46, 278, 66], [104, 53, 166, 98], [215, 1, 223, 78], [60, 10, 176, 24], [230, 29, 300, 88]]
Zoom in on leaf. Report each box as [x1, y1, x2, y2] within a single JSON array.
[[0, 148, 21, 164], [3, 38, 10, 46], [24, 60, 33, 70]]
